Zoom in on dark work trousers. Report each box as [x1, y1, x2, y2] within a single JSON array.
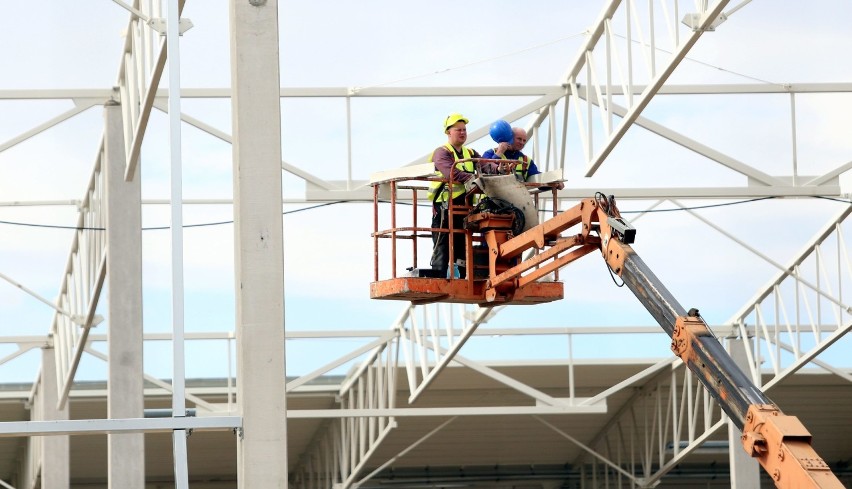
[[430, 197, 467, 278]]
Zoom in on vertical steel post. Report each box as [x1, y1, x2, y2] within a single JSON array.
[[412, 188, 418, 269], [373, 184, 380, 281], [165, 0, 189, 485], [391, 181, 397, 278]]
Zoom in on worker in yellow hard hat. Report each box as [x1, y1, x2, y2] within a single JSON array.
[[426, 113, 498, 277]]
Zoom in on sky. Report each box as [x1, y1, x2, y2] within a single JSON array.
[[1, 0, 852, 385]]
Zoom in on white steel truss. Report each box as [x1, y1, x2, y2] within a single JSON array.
[[727, 204, 852, 385], [3, 80, 851, 205], [560, 0, 734, 175], [49, 141, 108, 411], [290, 332, 399, 489], [0, 326, 846, 487], [566, 360, 728, 488], [114, 0, 188, 181]]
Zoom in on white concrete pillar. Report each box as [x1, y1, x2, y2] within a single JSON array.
[[229, 0, 288, 487], [40, 347, 70, 488], [104, 101, 145, 489], [727, 336, 761, 489]]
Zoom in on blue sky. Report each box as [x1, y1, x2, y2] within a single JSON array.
[[2, 1, 852, 384]]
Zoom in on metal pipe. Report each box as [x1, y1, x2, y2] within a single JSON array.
[[391, 181, 397, 278], [619, 249, 684, 337], [144, 408, 196, 418], [373, 185, 379, 281], [618, 246, 773, 429]]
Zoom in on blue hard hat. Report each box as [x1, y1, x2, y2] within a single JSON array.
[[489, 120, 513, 144]]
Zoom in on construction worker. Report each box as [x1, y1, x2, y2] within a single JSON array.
[[482, 127, 565, 190], [427, 113, 497, 277]]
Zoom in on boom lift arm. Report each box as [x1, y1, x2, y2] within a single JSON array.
[[476, 193, 844, 489]]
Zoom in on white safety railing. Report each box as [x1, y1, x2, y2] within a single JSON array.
[[566, 359, 726, 488], [563, 0, 731, 176], [50, 141, 108, 410], [290, 333, 400, 489], [398, 303, 496, 404], [729, 205, 852, 387], [113, 0, 181, 181]]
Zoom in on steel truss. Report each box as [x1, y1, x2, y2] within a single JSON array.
[[289, 332, 398, 489], [50, 141, 107, 410]]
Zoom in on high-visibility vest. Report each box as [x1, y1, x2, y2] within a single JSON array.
[[498, 152, 531, 181], [427, 144, 476, 203]]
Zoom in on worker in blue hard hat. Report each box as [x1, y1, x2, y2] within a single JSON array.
[[426, 113, 498, 277], [482, 126, 565, 190]]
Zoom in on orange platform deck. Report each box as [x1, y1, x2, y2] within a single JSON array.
[[370, 277, 564, 306]]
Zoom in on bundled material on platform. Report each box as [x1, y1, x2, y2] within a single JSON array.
[[470, 174, 539, 231]]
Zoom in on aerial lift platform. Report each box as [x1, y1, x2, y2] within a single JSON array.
[[369, 164, 845, 489], [370, 163, 568, 306]]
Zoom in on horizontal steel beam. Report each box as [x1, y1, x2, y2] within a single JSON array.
[[0, 323, 842, 345], [287, 403, 607, 419], [0, 184, 845, 208], [0, 416, 241, 437], [3, 82, 852, 101]]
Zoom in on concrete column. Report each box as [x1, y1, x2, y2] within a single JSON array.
[[104, 101, 145, 489], [727, 336, 760, 488], [229, 1, 288, 487], [41, 347, 70, 488]]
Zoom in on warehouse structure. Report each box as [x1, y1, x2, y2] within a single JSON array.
[[0, 1, 850, 488]]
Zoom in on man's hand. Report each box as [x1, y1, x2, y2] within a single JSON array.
[[498, 161, 515, 175]]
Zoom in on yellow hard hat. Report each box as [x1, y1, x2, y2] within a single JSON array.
[[444, 113, 469, 132]]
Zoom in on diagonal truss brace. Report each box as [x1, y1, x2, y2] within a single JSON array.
[[56, 252, 107, 411], [582, 0, 732, 176], [121, 0, 186, 181], [557, 0, 733, 176], [576, 90, 786, 186], [404, 306, 493, 404], [150, 99, 337, 191], [83, 346, 219, 413], [351, 417, 457, 489], [0, 100, 100, 154]]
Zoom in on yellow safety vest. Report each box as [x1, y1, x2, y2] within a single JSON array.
[[498, 153, 531, 180], [427, 144, 476, 203]]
